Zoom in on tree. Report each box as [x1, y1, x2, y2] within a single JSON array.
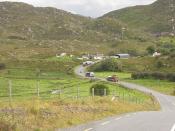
[[146, 46, 155, 54]]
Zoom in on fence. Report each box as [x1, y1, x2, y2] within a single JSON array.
[[0, 78, 150, 106]]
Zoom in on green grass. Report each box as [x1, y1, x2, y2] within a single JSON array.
[[95, 71, 175, 96], [95, 72, 131, 80], [127, 79, 175, 96]]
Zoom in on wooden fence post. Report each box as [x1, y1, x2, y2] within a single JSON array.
[[8, 79, 12, 106], [92, 88, 94, 98], [37, 80, 40, 97], [77, 87, 80, 99], [104, 89, 106, 96]]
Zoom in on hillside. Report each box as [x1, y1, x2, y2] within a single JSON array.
[[0, 2, 136, 59], [103, 0, 174, 34], [0, 0, 174, 60]]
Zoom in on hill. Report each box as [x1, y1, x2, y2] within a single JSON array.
[[0, 0, 174, 60], [0, 2, 136, 59], [103, 0, 174, 34]]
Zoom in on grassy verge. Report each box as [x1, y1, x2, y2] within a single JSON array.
[[0, 96, 159, 131], [126, 79, 175, 96]]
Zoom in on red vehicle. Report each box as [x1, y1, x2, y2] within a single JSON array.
[[106, 75, 118, 82]]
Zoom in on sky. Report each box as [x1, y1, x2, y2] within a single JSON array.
[[0, 0, 156, 17]]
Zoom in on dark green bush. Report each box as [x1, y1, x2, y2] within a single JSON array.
[[89, 58, 122, 72], [0, 63, 5, 70], [132, 72, 175, 82], [90, 84, 110, 96]]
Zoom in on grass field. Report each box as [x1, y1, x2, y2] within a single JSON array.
[[0, 68, 160, 130], [95, 71, 175, 96], [0, 58, 161, 130], [127, 79, 175, 96], [95, 72, 131, 80]]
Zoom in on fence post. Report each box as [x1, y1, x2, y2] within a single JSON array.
[[92, 88, 94, 98], [37, 80, 40, 97], [123, 92, 125, 102], [77, 87, 79, 99], [59, 88, 61, 99], [8, 79, 12, 106], [104, 89, 106, 96], [112, 90, 115, 97]]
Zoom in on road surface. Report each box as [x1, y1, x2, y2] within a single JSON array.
[[59, 65, 175, 131]]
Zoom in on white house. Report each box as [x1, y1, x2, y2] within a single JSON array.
[[153, 52, 161, 57]]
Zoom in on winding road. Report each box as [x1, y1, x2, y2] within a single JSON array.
[[59, 65, 175, 131]]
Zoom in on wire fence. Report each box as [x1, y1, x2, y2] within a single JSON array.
[[0, 78, 155, 106]]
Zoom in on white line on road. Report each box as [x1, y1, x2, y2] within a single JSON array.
[[84, 128, 93, 131], [100, 121, 110, 125], [125, 114, 131, 117], [115, 117, 122, 121], [170, 124, 175, 131]]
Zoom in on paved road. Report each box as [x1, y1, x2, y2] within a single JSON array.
[[59, 65, 175, 131]]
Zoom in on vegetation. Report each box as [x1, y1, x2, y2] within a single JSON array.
[[132, 72, 175, 82], [90, 84, 110, 96], [0, 97, 159, 131], [127, 79, 175, 96], [0, 63, 5, 70], [89, 58, 123, 72]]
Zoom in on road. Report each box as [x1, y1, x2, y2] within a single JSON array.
[[59, 65, 175, 131]]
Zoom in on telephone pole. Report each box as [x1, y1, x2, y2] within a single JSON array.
[[169, 0, 175, 36]]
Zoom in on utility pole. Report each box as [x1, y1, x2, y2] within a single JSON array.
[[121, 27, 126, 40], [169, 0, 175, 36]]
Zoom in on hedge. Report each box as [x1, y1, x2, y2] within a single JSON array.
[[90, 84, 110, 96], [132, 72, 175, 82], [0, 63, 5, 70]]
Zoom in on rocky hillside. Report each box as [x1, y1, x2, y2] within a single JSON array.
[[0, 0, 174, 60], [103, 0, 174, 34]]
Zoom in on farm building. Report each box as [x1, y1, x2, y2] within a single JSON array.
[[115, 54, 130, 59]]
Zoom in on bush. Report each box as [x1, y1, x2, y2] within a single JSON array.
[[132, 72, 175, 82], [90, 84, 110, 96], [146, 46, 155, 55], [167, 73, 175, 82], [0, 63, 5, 70], [89, 58, 122, 72]]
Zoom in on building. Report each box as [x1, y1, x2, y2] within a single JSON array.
[[153, 52, 161, 57], [115, 54, 130, 59]]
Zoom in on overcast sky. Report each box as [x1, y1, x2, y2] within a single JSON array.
[[0, 0, 156, 17]]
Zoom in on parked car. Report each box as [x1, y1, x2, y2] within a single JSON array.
[[85, 72, 95, 77], [106, 75, 118, 82], [83, 61, 95, 66]]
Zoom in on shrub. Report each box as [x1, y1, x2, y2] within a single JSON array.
[[173, 90, 175, 96], [167, 73, 175, 82], [155, 61, 164, 68], [131, 72, 175, 82], [146, 46, 155, 54], [89, 58, 122, 72], [90, 84, 110, 96], [0, 63, 5, 70]]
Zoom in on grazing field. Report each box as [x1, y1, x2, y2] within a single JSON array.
[[0, 68, 160, 130], [126, 79, 175, 96], [95, 72, 131, 80], [0, 58, 161, 130], [95, 71, 175, 96]]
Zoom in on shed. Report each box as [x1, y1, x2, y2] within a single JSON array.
[[115, 54, 130, 59]]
